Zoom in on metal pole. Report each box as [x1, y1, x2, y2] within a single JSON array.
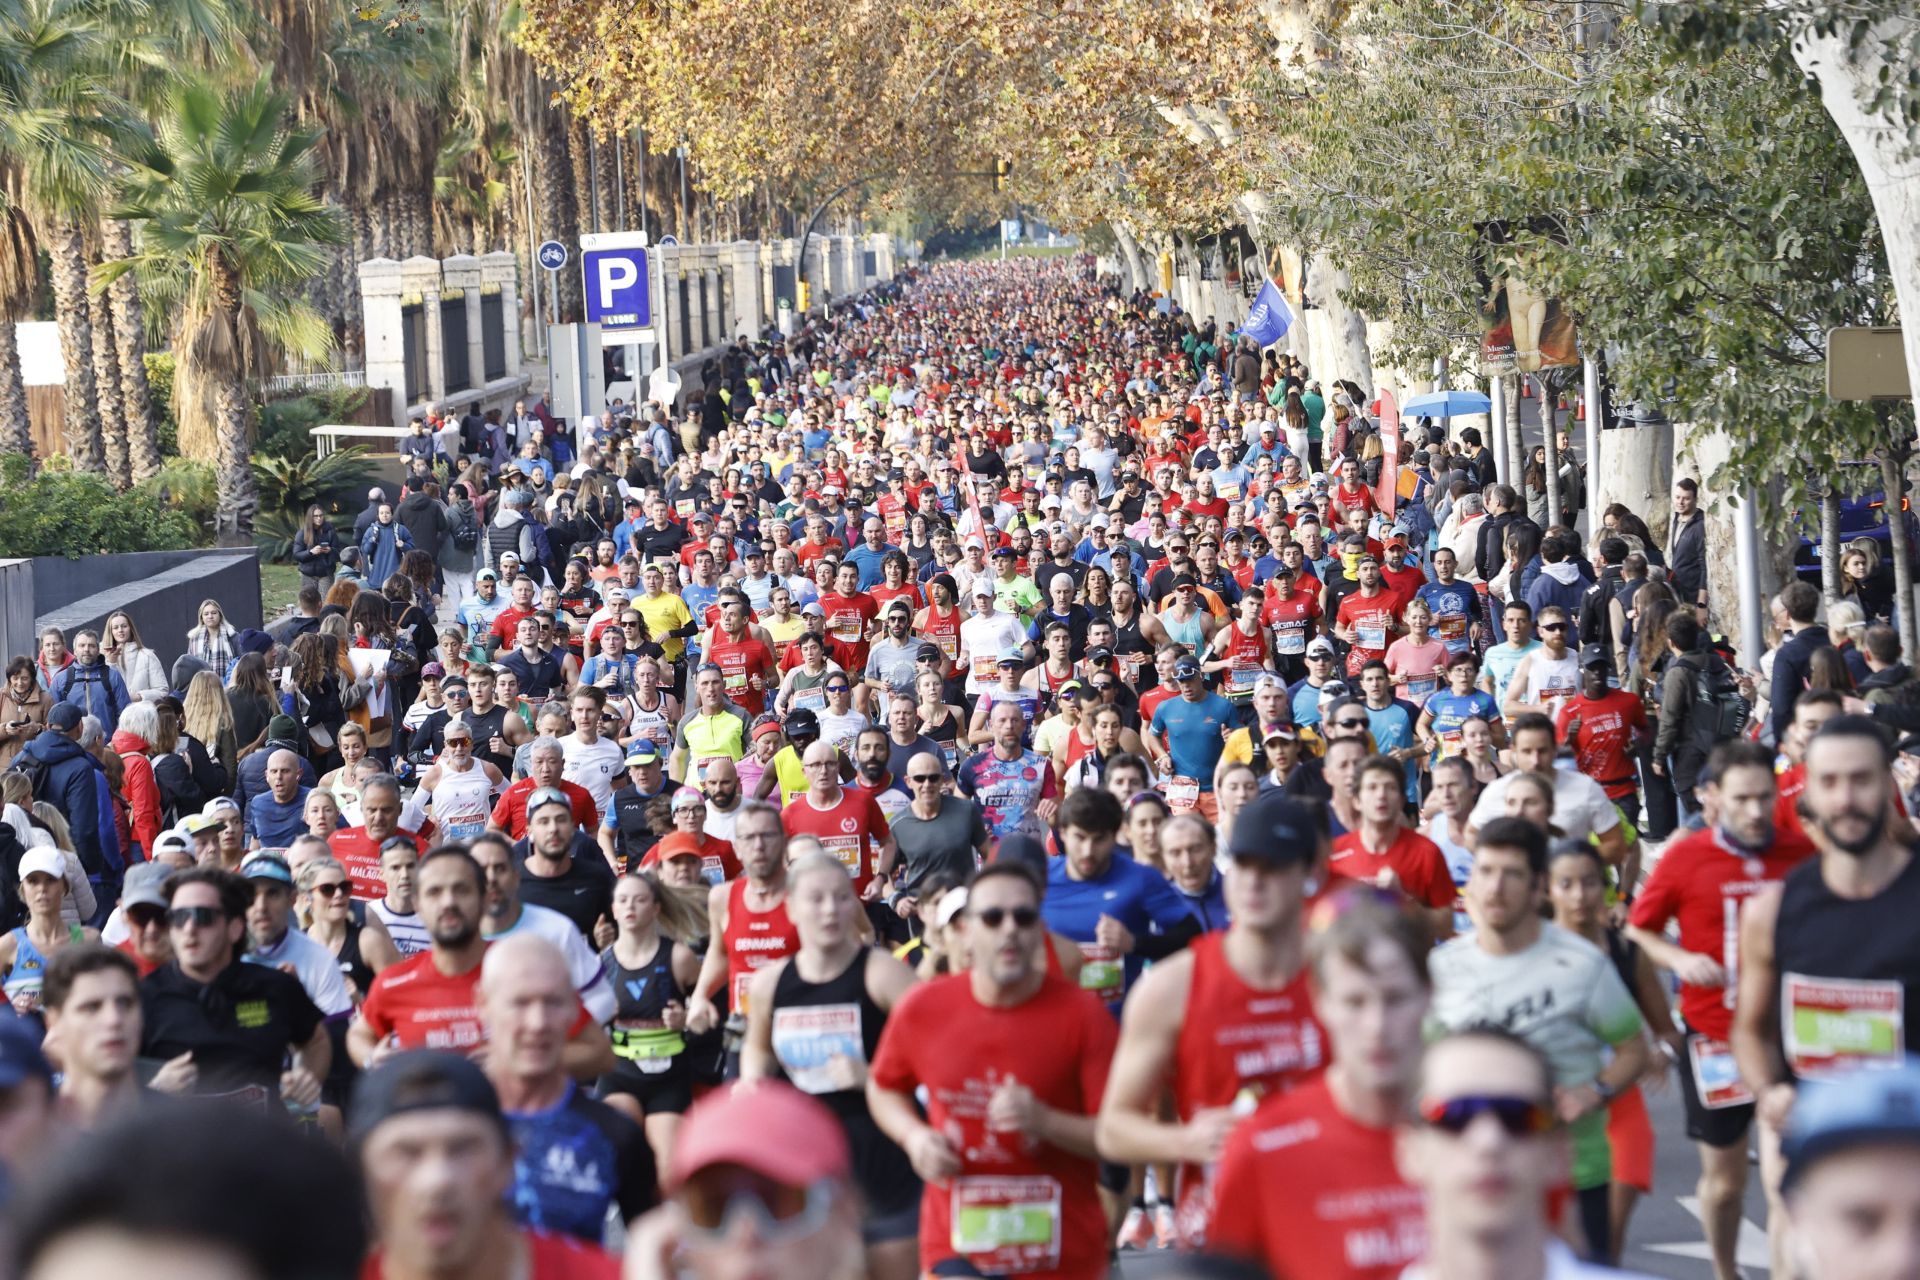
[[613, 135, 625, 229], [1582, 356, 1601, 533], [678, 147, 688, 241], [1542, 377, 1563, 528], [637, 127, 648, 238], [522, 149, 544, 358], [547, 269, 558, 334], [588, 134, 601, 235], [1490, 376, 1508, 486], [1733, 486, 1764, 668]]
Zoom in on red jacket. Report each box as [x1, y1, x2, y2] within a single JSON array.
[[111, 729, 161, 861]]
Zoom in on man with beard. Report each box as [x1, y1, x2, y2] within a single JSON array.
[[1734, 714, 1920, 1280], [849, 725, 911, 827]]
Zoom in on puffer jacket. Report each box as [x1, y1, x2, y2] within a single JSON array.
[[110, 729, 163, 861]]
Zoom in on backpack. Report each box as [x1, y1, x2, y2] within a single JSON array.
[[526, 519, 553, 578], [7, 753, 50, 806], [451, 504, 479, 554], [1681, 651, 1750, 755]]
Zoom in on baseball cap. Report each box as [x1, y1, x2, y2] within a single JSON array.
[[121, 860, 174, 909], [349, 1051, 506, 1146], [991, 544, 1017, 558], [624, 742, 662, 767], [1089, 513, 1110, 529], [1171, 573, 1198, 591], [182, 811, 225, 836], [1579, 642, 1612, 670], [998, 645, 1026, 667], [645, 832, 706, 866], [475, 568, 499, 582], [1305, 637, 1337, 660], [1087, 646, 1114, 664], [525, 786, 571, 818], [18, 848, 64, 881], [241, 852, 294, 886], [971, 580, 995, 598], [1263, 722, 1300, 743], [0, 1018, 53, 1091], [46, 703, 82, 732], [420, 661, 445, 679], [1784, 1059, 1920, 1191], [203, 797, 241, 824], [1225, 792, 1320, 865], [1172, 657, 1202, 681], [1253, 673, 1286, 694], [668, 1081, 851, 1193]]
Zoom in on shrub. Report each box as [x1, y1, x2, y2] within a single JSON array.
[[0, 454, 197, 556], [253, 445, 379, 562], [258, 387, 371, 460], [143, 351, 178, 457]]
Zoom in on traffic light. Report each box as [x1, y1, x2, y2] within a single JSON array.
[[992, 158, 1012, 193]]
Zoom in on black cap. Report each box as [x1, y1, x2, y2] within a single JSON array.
[[1579, 642, 1612, 670], [785, 707, 820, 738], [916, 642, 944, 663], [348, 1050, 505, 1146], [1225, 793, 1321, 866], [1088, 646, 1114, 664]]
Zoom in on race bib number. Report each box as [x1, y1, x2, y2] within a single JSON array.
[[1218, 482, 1242, 502], [730, 969, 757, 1016], [821, 833, 862, 872], [1228, 666, 1260, 694], [1687, 1036, 1754, 1110], [1276, 628, 1306, 655], [771, 1003, 867, 1094], [675, 499, 696, 518], [937, 633, 959, 660], [951, 1176, 1062, 1274], [830, 612, 863, 643], [1784, 973, 1905, 1078], [1438, 615, 1468, 644], [1437, 729, 1464, 758], [1079, 943, 1125, 1004], [1357, 624, 1387, 649], [723, 667, 749, 693], [1166, 776, 1201, 812], [972, 656, 998, 684], [794, 686, 826, 711], [1407, 674, 1440, 702]]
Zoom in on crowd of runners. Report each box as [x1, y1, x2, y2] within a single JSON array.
[[0, 256, 1917, 1280]]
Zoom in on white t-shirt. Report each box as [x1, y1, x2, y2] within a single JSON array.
[[246, 927, 355, 1017], [1403, 1240, 1657, 1280], [1469, 768, 1621, 844], [561, 732, 626, 817], [484, 902, 615, 1024], [959, 611, 1027, 695]]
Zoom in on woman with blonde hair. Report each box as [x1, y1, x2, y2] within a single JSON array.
[[27, 802, 98, 926], [183, 670, 238, 786], [184, 599, 237, 672], [101, 610, 167, 701]]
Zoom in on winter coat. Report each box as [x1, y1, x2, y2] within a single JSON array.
[[110, 729, 164, 860], [359, 519, 414, 588], [50, 658, 132, 728], [15, 730, 121, 878], [396, 493, 450, 567], [107, 643, 168, 702], [185, 623, 238, 674], [294, 520, 342, 579], [1524, 559, 1594, 625], [0, 685, 50, 770]]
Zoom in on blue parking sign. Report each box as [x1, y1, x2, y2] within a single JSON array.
[[582, 247, 651, 329]]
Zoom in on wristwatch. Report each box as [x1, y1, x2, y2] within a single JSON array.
[[1593, 1079, 1620, 1105]]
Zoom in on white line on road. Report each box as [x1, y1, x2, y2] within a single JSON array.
[[1643, 1195, 1769, 1271]]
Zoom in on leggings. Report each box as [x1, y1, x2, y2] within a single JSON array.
[[1577, 1183, 1613, 1267]]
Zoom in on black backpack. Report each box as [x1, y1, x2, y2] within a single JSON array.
[[1681, 651, 1751, 755], [451, 505, 480, 554], [7, 753, 50, 806]]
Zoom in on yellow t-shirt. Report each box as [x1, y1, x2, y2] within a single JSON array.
[[636, 591, 693, 662]]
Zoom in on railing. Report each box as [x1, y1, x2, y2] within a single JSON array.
[[264, 369, 367, 395]]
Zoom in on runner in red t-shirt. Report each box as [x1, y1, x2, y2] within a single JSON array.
[[1625, 741, 1812, 1276], [1097, 796, 1329, 1248], [705, 599, 778, 716], [781, 761, 891, 897], [870, 863, 1118, 1280], [1555, 651, 1650, 806], [816, 562, 879, 674], [1329, 758, 1455, 935], [1261, 568, 1322, 673], [1334, 560, 1401, 678], [1209, 891, 1432, 1280]]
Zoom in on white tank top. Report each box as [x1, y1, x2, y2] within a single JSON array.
[[368, 899, 431, 957], [628, 688, 672, 748], [1522, 650, 1582, 717], [429, 760, 494, 842]]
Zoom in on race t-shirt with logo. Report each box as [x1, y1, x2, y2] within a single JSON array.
[[358, 951, 492, 1055], [1519, 649, 1582, 719], [1042, 854, 1196, 1011], [961, 612, 1029, 694], [504, 1083, 658, 1243], [1329, 828, 1457, 911], [720, 878, 799, 1016], [328, 827, 426, 901], [428, 762, 496, 842], [780, 788, 891, 894], [1480, 640, 1541, 712], [1421, 689, 1500, 760], [816, 591, 878, 672], [705, 633, 777, 716], [869, 973, 1118, 1280], [1416, 580, 1480, 656], [1427, 923, 1645, 1191], [1554, 689, 1649, 801], [1207, 1078, 1426, 1280], [139, 959, 324, 1106], [955, 749, 1058, 843], [1262, 591, 1322, 662], [1335, 592, 1398, 677]]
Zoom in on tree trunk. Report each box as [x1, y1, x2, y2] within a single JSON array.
[[538, 115, 583, 321], [1306, 254, 1373, 391], [0, 317, 32, 459], [45, 221, 102, 471], [1505, 374, 1525, 496], [1113, 222, 1147, 292], [208, 262, 256, 540], [1882, 445, 1918, 660], [1820, 487, 1842, 603], [85, 253, 130, 489], [1793, 19, 1920, 412], [1595, 420, 1674, 540], [99, 219, 162, 482]]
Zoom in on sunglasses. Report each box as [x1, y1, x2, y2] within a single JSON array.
[[129, 906, 168, 929], [310, 882, 350, 899], [1418, 1094, 1556, 1138], [1333, 718, 1368, 730], [825, 685, 850, 694], [166, 905, 223, 929], [1539, 623, 1567, 633], [1058, 689, 1079, 700], [680, 1172, 834, 1243], [973, 905, 1040, 930], [909, 773, 944, 784]]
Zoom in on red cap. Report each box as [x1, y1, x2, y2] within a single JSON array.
[[668, 1081, 850, 1191]]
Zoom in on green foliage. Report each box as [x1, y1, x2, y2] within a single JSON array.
[[142, 349, 177, 455], [137, 457, 217, 537], [251, 444, 377, 561], [257, 386, 371, 460], [0, 452, 196, 555]]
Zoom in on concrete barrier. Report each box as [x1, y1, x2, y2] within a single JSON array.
[[19, 549, 263, 674]]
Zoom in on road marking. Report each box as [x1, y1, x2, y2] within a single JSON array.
[[1643, 1196, 1769, 1270]]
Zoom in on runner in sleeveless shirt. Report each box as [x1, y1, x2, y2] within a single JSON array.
[[914, 581, 963, 674], [416, 721, 504, 844], [685, 801, 799, 1079], [1096, 793, 1329, 1248], [1204, 591, 1274, 715], [742, 853, 922, 1280], [625, 656, 679, 753], [914, 669, 965, 772], [597, 872, 702, 1179], [368, 838, 432, 957], [1734, 716, 1920, 1280], [1501, 605, 1581, 721], [1108, 579, 1155, 692], [0, 849, 95, 1017]]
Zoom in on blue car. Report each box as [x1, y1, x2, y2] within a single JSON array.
[[1793, 462, 1920, 583]]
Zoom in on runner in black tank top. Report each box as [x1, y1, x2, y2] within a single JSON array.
[[465, 703, 513, 774], [598, 938, 695, 1116], [765, 949, 921, 1230]]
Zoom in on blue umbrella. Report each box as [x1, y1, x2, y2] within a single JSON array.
[[1401, 390, 1492, 419]]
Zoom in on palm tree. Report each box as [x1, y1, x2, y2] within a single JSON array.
[[99, 77, 344, 540], [0, 0, 128, 471], [0, 185, 35, 456]]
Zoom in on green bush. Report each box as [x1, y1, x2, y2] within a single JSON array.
[[0, 454, 198, 556], [253, 445, 379, 562], [138, 458, 218, 540], [143, 351, 178, 457], [258, 386, 371, 460]]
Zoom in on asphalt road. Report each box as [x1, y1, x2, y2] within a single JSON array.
[[1116, 1080, 1770, 1279]]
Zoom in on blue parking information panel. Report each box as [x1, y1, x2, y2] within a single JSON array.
[[582, 247, 651, 329]]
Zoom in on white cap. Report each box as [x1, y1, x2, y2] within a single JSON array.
[[18, 848, 64, 880]]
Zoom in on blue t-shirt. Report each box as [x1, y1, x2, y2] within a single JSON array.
[[1151, 692, 1235, 787], [681, 583, 720, 663], [1288, 678, 1330, 728], [1043, 853, 1196, 1012], [1363, 699, 1423, 804], [845, 542, 898, 591], [505, 1083, 655, 1243], [1416, 581, 1481, 655], [245, 787, 313, 850], [1424, 689, 1500, 757]]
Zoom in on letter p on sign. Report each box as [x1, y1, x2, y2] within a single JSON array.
[[581, 247, 650, 329]]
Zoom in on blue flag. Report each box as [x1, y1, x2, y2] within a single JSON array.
[[1238, 278, 1295, 347]]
